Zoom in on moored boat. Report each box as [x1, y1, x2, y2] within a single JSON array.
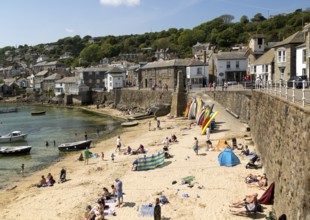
[[31, 111, 46, 116], [0, 107, 18, 114], [0, 131, 28, 143], [121, 121, 139, 127], [58, 140, 92, 152], [0, 146, 32, 155]]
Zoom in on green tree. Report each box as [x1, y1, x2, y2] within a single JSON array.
[[219, 14, 235, 23]]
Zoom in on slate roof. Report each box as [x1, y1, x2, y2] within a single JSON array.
[[44, 73, 61, 81], [36, 70, 49, 76], [296, 43, 306, 48], [253, 48, 275, 65], [79, 66, 110, 72], [56, 77, 77, 83], [273, 31, 305, 47], [187, 59, 208, 66], [140, 59, 190, 69], [216, 51, 246, 60], [107, 66, 125, 74]]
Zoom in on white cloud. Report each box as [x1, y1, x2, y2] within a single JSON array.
[[99, 0, 140, 7], [65, 28, 74, 33]]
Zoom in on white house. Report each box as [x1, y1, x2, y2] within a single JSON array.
[[105, 67, 126, 92], [251, 48, 275, 83], [36, 55, 49, 63], [54, 77, 87, 96], [186, 59, 208, 88], [27, 73, 35, 88], [296, 43, 307, 77], [210, 51, 247, 84]]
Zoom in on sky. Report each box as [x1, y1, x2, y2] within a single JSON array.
[[0, 0, 309, 48]]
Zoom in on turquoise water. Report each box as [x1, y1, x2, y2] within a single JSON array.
[[0, 104, 122, 188]]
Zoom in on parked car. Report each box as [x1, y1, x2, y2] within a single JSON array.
[[287, 76, 308, 88], [227, 81, 238, 86]]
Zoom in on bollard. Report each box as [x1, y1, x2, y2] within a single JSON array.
[[285, 81, 288, 100]]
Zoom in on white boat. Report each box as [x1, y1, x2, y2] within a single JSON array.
[[0, 131, 28, 143], [0, 146, 32, 155]]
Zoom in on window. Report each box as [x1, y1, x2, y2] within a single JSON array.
[[197, 68, 202, 75], [302, 49, 306, 63], [302, 68, 306, 76], [277, 49, 286, 63], [96, 72, 99, 75], [236, 61, 239, 69], [226, 61, 230, 69], [152, 69, 155, 76]]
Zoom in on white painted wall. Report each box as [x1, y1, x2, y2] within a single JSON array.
[[296, 46, 306, 76], [217, 59, 247, 82], [106, 73, 125, 92]]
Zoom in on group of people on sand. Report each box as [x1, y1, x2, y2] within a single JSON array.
[[32, 173, 56, 187], [33, 168, 67, 188], [228, 172, 268, 215], [85, 178, 123, 220]]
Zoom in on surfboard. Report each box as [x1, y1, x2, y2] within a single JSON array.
[[184, 100, 192, 117], [196, 108, 205, 124], [201, 111, 218, 135], [195, 97, 202, 120], [188, 99, 196, 120], [201, 107, 211, 128]]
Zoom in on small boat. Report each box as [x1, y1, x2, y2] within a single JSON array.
[[31, 111, 46, 116], [58, 140, 92, 152], [0, 146, 32, 155], [0, 131, 28, 143], [121, 121, 139, 127], [0, 107, 18, 114]]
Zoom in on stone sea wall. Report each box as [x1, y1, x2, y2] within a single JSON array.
[[207, 90, 309, 219], [92, 89, 173, 112], [206, 91, 252, 122], [249, 91, 310, 220]]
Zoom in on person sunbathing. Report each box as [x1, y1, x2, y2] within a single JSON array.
[[33, 175, 47, 187], [230, 193, 258, 207], [137, 144, 145, 154], [46, 173, 55, 186], [230, 200, 258, 215], [247, 176, 268, 188], [240, 145, 250, 156], [99, 187, 111, 200], [245, 173, 259, 183]]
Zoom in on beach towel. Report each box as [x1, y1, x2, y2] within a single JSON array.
[[136, 152, 165, 171], [139, 204, 154, 217], [258, 182, 275, 205], [104, 202, 116, 216]]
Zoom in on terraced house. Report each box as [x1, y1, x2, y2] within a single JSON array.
[[140, 59, 189, 90]]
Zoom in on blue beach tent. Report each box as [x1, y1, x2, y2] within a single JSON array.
[[218, 148, 240, 167]]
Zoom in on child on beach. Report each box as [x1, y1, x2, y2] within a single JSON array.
[[101, 152, 104, 161], [193, 137, 199, 155], [111, 153, 115, 162]]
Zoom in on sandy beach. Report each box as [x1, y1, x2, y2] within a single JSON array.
[[0, 93, 271, 220]]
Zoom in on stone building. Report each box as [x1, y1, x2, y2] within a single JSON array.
[[139, 59, 189, 90], [77, 66, 110, 91], [272, 31, 304, 81], [42, 73, 62, 92]]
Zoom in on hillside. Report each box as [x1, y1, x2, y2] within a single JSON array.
[[0, 8, 309, 68]]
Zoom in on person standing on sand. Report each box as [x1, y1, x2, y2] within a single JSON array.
[[154, 198, 161, 220], [84, 147, 90, 165], [101, 152, 104, 161], [115, 136, 121, 152], [115, 178, 123, 207], [193, 137, 199, 155]]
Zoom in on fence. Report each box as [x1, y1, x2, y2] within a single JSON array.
[[202, 80, 310, 107]]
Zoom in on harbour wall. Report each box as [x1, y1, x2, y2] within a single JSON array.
[[209, 90, 310, 220]]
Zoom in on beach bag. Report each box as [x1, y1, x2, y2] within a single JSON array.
[[160, 196, 168, 204]]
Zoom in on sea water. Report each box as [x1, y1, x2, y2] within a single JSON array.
[[0, 104, 122, 188]]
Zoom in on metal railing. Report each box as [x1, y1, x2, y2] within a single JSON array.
[[224, 80, 310, 107]]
